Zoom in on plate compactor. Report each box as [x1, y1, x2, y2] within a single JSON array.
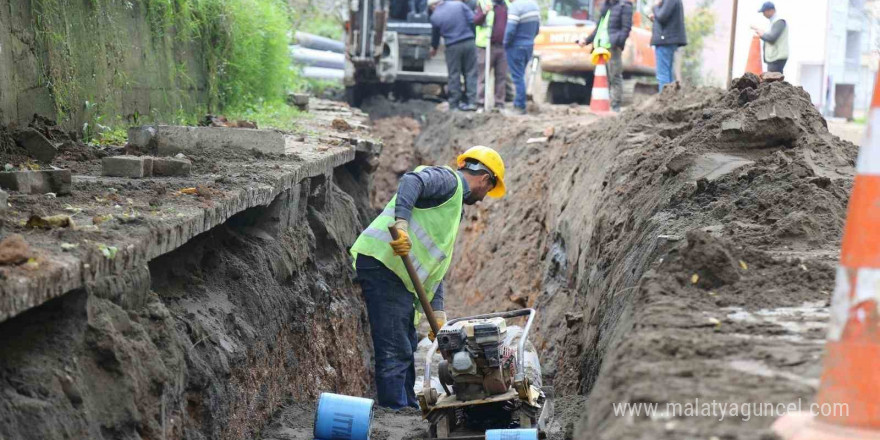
[[419, 309, 549, 439]]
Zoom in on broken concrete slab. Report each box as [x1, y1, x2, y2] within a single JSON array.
[[14, 128, 57, 162], [102, 156, 153, 178], [152, 157, 192, 176], [129, 125, 291, 156], [690, 153, 755, 181], [721, 119, 744, 133], [755, 102, 797, 122], [0, 189, 7, 212], [0, 143, 355, 324], [0, 169, 71, 195], [288, 93, 310, 111], [761, 71, 785, 83], [127, 126, 157, 151]]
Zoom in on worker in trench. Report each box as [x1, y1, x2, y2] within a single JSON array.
[[349, 146, 506, 409]]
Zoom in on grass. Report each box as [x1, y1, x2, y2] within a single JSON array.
[[290, 0, 344, 40], [217, 0, 295, 109], [91, 126, 129, 146], [297, 13, 344, 40], [225, 100, 309, 132]]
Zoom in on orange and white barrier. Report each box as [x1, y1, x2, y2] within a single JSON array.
[[746, 35, 763, 76], [772, 70, 880, 440], [590, 48, 611, 113]]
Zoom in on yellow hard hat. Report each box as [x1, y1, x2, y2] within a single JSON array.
[[591, 47, 611, 65], [456, 145, 506, 198]]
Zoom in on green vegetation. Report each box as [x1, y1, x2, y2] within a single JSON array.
[[291, 0, 344, 40], [33, 0, 317, 137], [682, 0, 717, 86], [226, 101, 308, 132]]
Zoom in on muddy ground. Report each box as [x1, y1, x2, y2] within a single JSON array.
[[343, 76, 857, 439], [0, 75, 859, 440]]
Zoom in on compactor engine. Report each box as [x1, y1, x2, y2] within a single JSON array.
[[436, 318, 517, 401]]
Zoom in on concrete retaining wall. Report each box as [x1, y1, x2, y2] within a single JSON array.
[[0, 0, 208, 128]]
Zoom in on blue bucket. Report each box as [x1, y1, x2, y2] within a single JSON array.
[[314, 393, 374, 440], [485, 428, 539, 440]]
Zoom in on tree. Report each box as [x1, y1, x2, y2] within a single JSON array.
[[682, 0, 717, 85]]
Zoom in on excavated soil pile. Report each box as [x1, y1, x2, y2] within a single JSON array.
[[367, 76, 857, 438]]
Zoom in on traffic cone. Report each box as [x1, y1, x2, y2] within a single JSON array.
[[590, 48, 611, 113], [771, 69, 880, 440], [746, 35, 763, 75]]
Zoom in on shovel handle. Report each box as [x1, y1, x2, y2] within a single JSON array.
[[388, 226, 441, 336]]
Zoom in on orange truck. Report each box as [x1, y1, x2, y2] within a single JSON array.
[[530, 0, 657, 104]]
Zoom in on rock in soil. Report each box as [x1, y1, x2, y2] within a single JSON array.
[[0, 234, 32, 265], [14, 128, 57, 162]]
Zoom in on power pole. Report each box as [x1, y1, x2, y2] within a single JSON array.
[[727, 0, 739, 87]]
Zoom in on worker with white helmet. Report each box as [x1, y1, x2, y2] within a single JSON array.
[[350, 146, 506, 409]]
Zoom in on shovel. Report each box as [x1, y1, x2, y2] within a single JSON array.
[[388, 225, 441, 336]]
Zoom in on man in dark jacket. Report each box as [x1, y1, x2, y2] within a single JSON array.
[[578, 0, 633, 112], [649, 0, 686, 91], [430, 0, 478, 111]]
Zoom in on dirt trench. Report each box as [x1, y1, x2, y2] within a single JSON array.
[[364, 77, 857, 438], [0, 164, 373, 439]]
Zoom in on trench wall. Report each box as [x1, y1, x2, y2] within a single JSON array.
[[0, 152, 376, 439], [0, 0, 208, 128], [405, 80, 855, 438]]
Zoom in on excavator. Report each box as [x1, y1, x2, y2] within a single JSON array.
[[531, 0, 657, 104]]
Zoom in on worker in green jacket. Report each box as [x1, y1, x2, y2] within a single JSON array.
[[475, 0, 511, 109], [578, 0, 633, 112], [350, 146, 507, 409]]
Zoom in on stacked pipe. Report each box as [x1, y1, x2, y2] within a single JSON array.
[[292, 32, 345, 81]]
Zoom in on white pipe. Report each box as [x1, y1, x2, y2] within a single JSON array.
[[291, 45, 345, 69], [301, 66, 345, 80]]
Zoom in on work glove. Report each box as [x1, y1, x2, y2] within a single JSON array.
[[389, 219, 411, 256], [428, 311, 448, 342]]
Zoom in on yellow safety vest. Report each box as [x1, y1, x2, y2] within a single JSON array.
[[476, 0, 511, 48], [350, 166, 464, 309]]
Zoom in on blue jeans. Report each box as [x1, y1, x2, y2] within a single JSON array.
[[505, 45, 533, 110], [655, 45, 676, 92], [356, 255, 419, 409]]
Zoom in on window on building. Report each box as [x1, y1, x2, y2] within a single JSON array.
[[846, 30, 862, 70]]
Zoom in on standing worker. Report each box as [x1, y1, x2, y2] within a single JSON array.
[[751, 2, 788, 74], [578, 0, 634, 112], [430, 0, 479, 111], [474, 0, 510, 110], [503, 0, 541, 115], [649, 0, 686, 91], [350, 146, 507, 409]]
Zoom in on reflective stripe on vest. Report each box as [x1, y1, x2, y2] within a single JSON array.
[[595, 10, 611, 49], [350, 166, 464, 308]]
